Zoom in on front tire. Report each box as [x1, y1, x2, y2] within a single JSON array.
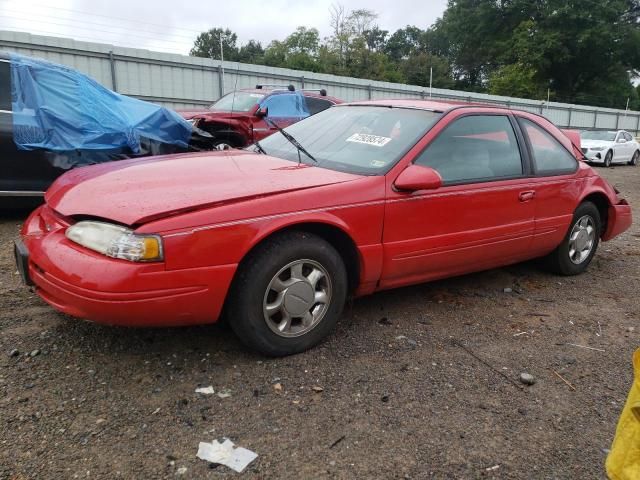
[[604, 150, 613, 167], [543, 201, 601, 276], [629, 150, 639, 166], [226, 231, 348, 356]]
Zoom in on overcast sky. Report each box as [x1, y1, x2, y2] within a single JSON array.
[[0, 0, 448, 55]]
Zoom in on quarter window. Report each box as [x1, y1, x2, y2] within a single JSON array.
[[414, 115, 523, 184], [519, 118, 577, 174]]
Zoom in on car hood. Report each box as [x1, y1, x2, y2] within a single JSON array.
[[178, 110, 249, 121], [46, 151, 362, 226], [581, 139, 612, 149]]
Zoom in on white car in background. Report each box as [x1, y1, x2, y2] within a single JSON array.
[[580, 130, 640, 167]]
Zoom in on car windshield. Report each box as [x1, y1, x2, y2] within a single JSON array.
[[210, 91, 265, 112], [253, 105, 441, 175], [580, 130, 616, 141]]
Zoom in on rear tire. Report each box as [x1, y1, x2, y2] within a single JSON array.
[[543, 201, 601, 276], [604, 150, 613, 167], [629, 150, 639, 166], [226, 231, 348, 356]]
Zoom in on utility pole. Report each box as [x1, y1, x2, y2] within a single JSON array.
[[429, 67, 433, 99], [546, 88, 550, 111]]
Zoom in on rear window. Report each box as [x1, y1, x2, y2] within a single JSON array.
[[304, 96, 334, 115]]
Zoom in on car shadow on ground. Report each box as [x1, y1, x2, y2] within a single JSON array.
[[41, 258, 552, 362]]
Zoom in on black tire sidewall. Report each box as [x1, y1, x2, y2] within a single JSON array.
[[630, 151, 639, 166], [604, 150, 612, 167], [227, 232, 348, 356], [551, 202, 601, 275]]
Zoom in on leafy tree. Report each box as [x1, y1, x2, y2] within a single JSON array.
[[188, 1, 640, 110], [385, 26, 426, 61], [402, 53, 455, 89], [190, 28, 240, 61], [488, 63, 546, 98], [237, 40, 264, 64], [264, 27, 321, 71]]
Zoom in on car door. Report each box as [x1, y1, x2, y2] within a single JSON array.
[[623, 132, 636, 160], [381, 113, 536, 290], [613, 131, 628, 162], [516, 116, 582, 254]]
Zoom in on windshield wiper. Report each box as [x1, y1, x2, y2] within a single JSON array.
[[253, 140, 267, 155], [264, 117, 317, 164]]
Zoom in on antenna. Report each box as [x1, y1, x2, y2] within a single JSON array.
[[229, 62, 240, 115]]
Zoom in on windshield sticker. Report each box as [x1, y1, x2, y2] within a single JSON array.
[[369, 160, 387, 168], [346, 133, 392, 147]]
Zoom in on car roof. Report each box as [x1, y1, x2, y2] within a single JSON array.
[[342, 98, 505, 113], [238, 88, 341, 103]]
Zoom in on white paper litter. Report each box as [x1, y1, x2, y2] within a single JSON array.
[[195, 386, 215, 395], [196, 439, 258, 473]]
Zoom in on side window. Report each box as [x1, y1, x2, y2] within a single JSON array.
[[519, 118, 577, 175], [262, 93, 309, 118], [304, 96, 333, 115], [0, 59, 11, 112], [414, 115, 523, 184], [624, 132, 633, 142]]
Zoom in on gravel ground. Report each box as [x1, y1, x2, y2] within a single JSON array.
[[1, 166, 638, 479]]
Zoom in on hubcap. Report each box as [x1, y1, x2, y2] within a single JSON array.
[[263, 259, 332, 338], [568, 215, 596, 264], [215, 143, 232, 151]]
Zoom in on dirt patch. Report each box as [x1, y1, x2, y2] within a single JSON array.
[[1, 165, 638, 479]]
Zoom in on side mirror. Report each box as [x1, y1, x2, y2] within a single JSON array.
[[394, 165, 442, 192], [255, 106, 268, 118], [617, 138, 626, 143]]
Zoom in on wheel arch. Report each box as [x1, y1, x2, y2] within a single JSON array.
[[580, 191, 610, 236], [235, 220, 362, 294], [198, 121, 248, 147]]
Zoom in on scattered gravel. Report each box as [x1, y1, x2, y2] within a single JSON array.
[[0, 166, 638, 478], [519, 373, 536, 385]]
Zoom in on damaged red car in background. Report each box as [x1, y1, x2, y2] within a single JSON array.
[[180, 85, 342, 149], [16, 100, 632, 356]]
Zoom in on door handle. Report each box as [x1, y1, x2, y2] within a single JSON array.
[[519, 191, 535, 202]]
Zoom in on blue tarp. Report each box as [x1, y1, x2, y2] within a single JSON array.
[[259, 91, 310, 119], [9, 53, 192, 156]]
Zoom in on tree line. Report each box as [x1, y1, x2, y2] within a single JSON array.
[[190, 1, 640, 110]]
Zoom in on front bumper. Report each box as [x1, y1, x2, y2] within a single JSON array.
[[20, 205, 237, 327], [582, 150, 606, 163], [602, 200, 633, 241]]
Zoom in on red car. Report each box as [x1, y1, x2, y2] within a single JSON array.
[[16, 99, 632, 356], [180, 85, 342, 150]]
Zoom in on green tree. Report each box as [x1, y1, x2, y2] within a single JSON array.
[[190, 28, 239, 61], [402, 53, 455, 89], [238, 40, 264, 64], [264, 27, 321, 71]]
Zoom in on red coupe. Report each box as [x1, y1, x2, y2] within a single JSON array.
[[16, 100, 632, 356]]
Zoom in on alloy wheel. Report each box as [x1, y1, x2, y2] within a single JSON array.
[[568, 215, 596, 265], [262, 259, 332, 338]]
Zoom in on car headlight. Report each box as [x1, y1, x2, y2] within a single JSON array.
[[65, 221, 163, 262], [590, 147, 605, 151]]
